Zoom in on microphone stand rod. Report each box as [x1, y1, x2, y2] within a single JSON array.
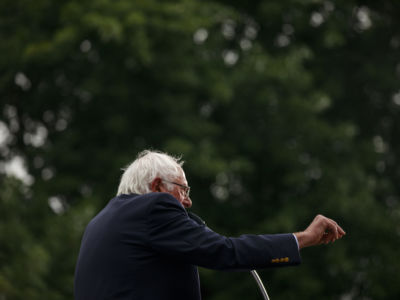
[[251, 270, 270, 300]]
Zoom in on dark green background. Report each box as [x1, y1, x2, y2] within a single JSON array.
[[1, 0, 400, 299]]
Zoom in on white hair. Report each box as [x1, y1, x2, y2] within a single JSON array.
[[117, 150, 184, 196]]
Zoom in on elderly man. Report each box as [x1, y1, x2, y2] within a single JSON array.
[[74, 150, 345, 300]]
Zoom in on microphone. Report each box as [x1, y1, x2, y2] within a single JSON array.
[[187, 211, 206, 226]]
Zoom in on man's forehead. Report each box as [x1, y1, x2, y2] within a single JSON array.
[[177, 169, 188, 184]]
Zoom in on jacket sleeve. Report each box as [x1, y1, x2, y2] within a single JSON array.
[[145, 193, 301, 271]]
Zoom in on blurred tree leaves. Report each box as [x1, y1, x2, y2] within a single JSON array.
[[1, 0, 400, 299]]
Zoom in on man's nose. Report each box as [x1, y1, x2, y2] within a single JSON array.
[[182, 196, 192, 208]]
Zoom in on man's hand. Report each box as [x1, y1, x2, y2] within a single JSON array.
[[294, 215, 346, 249]]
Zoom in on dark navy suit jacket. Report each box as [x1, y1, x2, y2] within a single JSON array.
[[74, 193, 301, 300]]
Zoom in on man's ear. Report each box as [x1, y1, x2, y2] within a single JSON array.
[[150, 178, 162, 192]]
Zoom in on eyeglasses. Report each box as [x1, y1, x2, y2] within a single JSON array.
[[162, 179, 190, 198]]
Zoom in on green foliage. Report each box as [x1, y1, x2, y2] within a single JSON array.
[[1, 0, 400, 299]]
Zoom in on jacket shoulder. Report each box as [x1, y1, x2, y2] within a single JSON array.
[[115, 192, 185, 215]]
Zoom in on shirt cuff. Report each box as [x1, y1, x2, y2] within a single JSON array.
[[292, 233, 299, 250]]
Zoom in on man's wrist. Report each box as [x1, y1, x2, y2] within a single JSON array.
[[294, 232, 307, 249]]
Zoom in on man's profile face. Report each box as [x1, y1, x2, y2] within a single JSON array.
[[167, 175, 192, 208], [151, 172, 192, 208]]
